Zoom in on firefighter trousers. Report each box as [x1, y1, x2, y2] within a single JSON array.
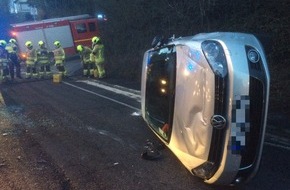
[[26, 63, 38, 78], [0, 60, 10, 81], [83, 61, 95, 77], [8, 54, 21, 79], [39, 63, 51, 78], [56, 64, 67, 76], [95, 62, 106, 78]]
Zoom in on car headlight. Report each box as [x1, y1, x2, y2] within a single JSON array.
[[202, 41, 228, 78]]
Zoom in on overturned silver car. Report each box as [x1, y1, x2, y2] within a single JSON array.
[[141, 32, 270, 185]]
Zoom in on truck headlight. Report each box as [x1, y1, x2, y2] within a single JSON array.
[[202, 41, 228, 78]]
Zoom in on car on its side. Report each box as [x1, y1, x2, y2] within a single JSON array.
[[141, 32, 270, 185]]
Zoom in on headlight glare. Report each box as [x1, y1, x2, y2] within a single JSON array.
[[202, 41, 228, 78]]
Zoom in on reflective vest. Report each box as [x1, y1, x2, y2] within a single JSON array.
[[53, 47, 65, 65], [37, 47, 50, 64]]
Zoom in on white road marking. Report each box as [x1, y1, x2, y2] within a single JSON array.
[[264, 142, 290, 151], [77, 80, 141, 102], [63, 81, 140, 111]]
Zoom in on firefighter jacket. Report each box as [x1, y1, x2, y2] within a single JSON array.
[[25, 48, 37, 65], [5, 42, 19, 63], [53, 47, 65, 65], [0, 47, 8, 66], [91, 44, 105, 64], [5, 42, 18, 54], [37, 47, 50, 65], [80, 46, 92, 64]]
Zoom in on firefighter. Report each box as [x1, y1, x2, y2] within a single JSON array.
[[77, 45, 94, 78], [24, 41, 38, 79], [5, 38, 22, 79], [91, 36, 106, 78], [37, 41, 51, 78], [0, 40, 10, 82], [52, 40, 66, 77]]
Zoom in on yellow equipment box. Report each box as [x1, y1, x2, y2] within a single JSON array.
[[53, 74, 62, 83]]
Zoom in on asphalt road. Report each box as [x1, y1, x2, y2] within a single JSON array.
[[0, 59, 289, 190]]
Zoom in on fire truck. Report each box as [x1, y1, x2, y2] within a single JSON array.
[[10, 14, 99, 57]]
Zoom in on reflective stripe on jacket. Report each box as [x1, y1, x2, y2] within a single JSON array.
[[53, 47, 65, 64], [0, 47, 8, 67], [26, 49, 37, 65], [0, 58, 9, 67], [37, 48, 50, 64]]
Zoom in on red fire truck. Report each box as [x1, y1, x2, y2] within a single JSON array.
[[10, 14, 99, 57]]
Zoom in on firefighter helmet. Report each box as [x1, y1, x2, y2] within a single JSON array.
[[9, 38, 17, 44], [38, 40, 45, 46], [0, 40, 7, 47], [25, 41, 33, 48], [54, 40, 61, 48], [92, 36, 100, 44], [77, 45, 83, 52]]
